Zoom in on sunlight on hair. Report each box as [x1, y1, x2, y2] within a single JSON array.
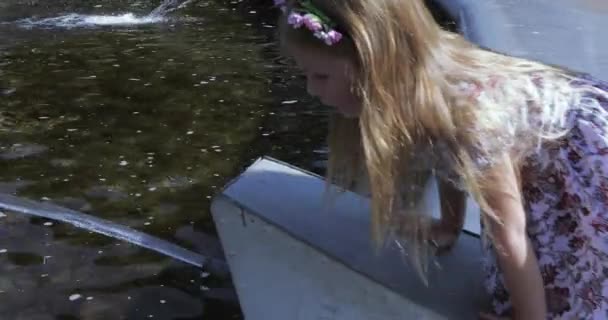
[[278, 0, 608, 284]]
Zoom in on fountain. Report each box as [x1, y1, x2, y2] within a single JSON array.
[[15, 0, 197, 29], [149, 0, 197, 17]]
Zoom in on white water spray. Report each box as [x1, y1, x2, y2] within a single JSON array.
[[15, 0, 196, 29]]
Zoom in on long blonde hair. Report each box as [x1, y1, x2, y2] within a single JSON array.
[[278, 0, 607, 280]]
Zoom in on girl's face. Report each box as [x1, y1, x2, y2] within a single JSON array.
[[290, 47, 361, 117]]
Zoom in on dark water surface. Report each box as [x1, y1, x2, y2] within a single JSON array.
[[0, 0, 328, 319]]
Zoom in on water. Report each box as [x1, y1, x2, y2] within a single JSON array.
[[13, 0, 198, 29], [149, 0, 198, 17], [16, 13, 166, 29], [0, 0, 328, 318]]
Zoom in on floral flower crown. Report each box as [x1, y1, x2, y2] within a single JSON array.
[[274, 0, 343, 46]]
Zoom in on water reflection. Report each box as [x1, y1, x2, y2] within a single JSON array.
[[0, 0, 328, 318]]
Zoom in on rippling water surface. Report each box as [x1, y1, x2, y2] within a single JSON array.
[[0, 0, 328, 318]]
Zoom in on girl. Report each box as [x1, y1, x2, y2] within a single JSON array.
[[274, 0, 608, 319]]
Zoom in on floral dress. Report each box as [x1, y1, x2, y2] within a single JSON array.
[[482, 74, 608, 319]]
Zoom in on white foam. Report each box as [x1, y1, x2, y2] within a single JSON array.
[[83, 13, 164, 26], [17, 13, 165, 29], [69, 294, 82, 301]]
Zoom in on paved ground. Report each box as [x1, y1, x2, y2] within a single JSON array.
[[437, 0, 608, 80]]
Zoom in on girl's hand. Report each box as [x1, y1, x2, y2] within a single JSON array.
[[479, 312, 510, 320], [429, 219, 460, 255], [394, 214, 460, 256], [394, 215, 459, 255]]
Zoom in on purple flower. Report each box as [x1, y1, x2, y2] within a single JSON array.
[[326, 30, 343, 44], [287, 12, 304, 28], [282, 5, 344, 46], [303, 14, 322, 32], [312, 30, 342, 46]]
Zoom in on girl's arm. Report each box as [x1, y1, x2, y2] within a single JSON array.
[[437, 179, 466, 233], [482, 155, 547, 320], [433, 179, 466, 252]]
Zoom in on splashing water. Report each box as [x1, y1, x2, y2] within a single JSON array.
[[149, 0, 197, 17], [15, 13, 163, 29], [14, 0, 197, 29], [16, 13, 164, 29]]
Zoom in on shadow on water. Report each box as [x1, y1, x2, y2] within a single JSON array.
[[0, 0, 457, 318]]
